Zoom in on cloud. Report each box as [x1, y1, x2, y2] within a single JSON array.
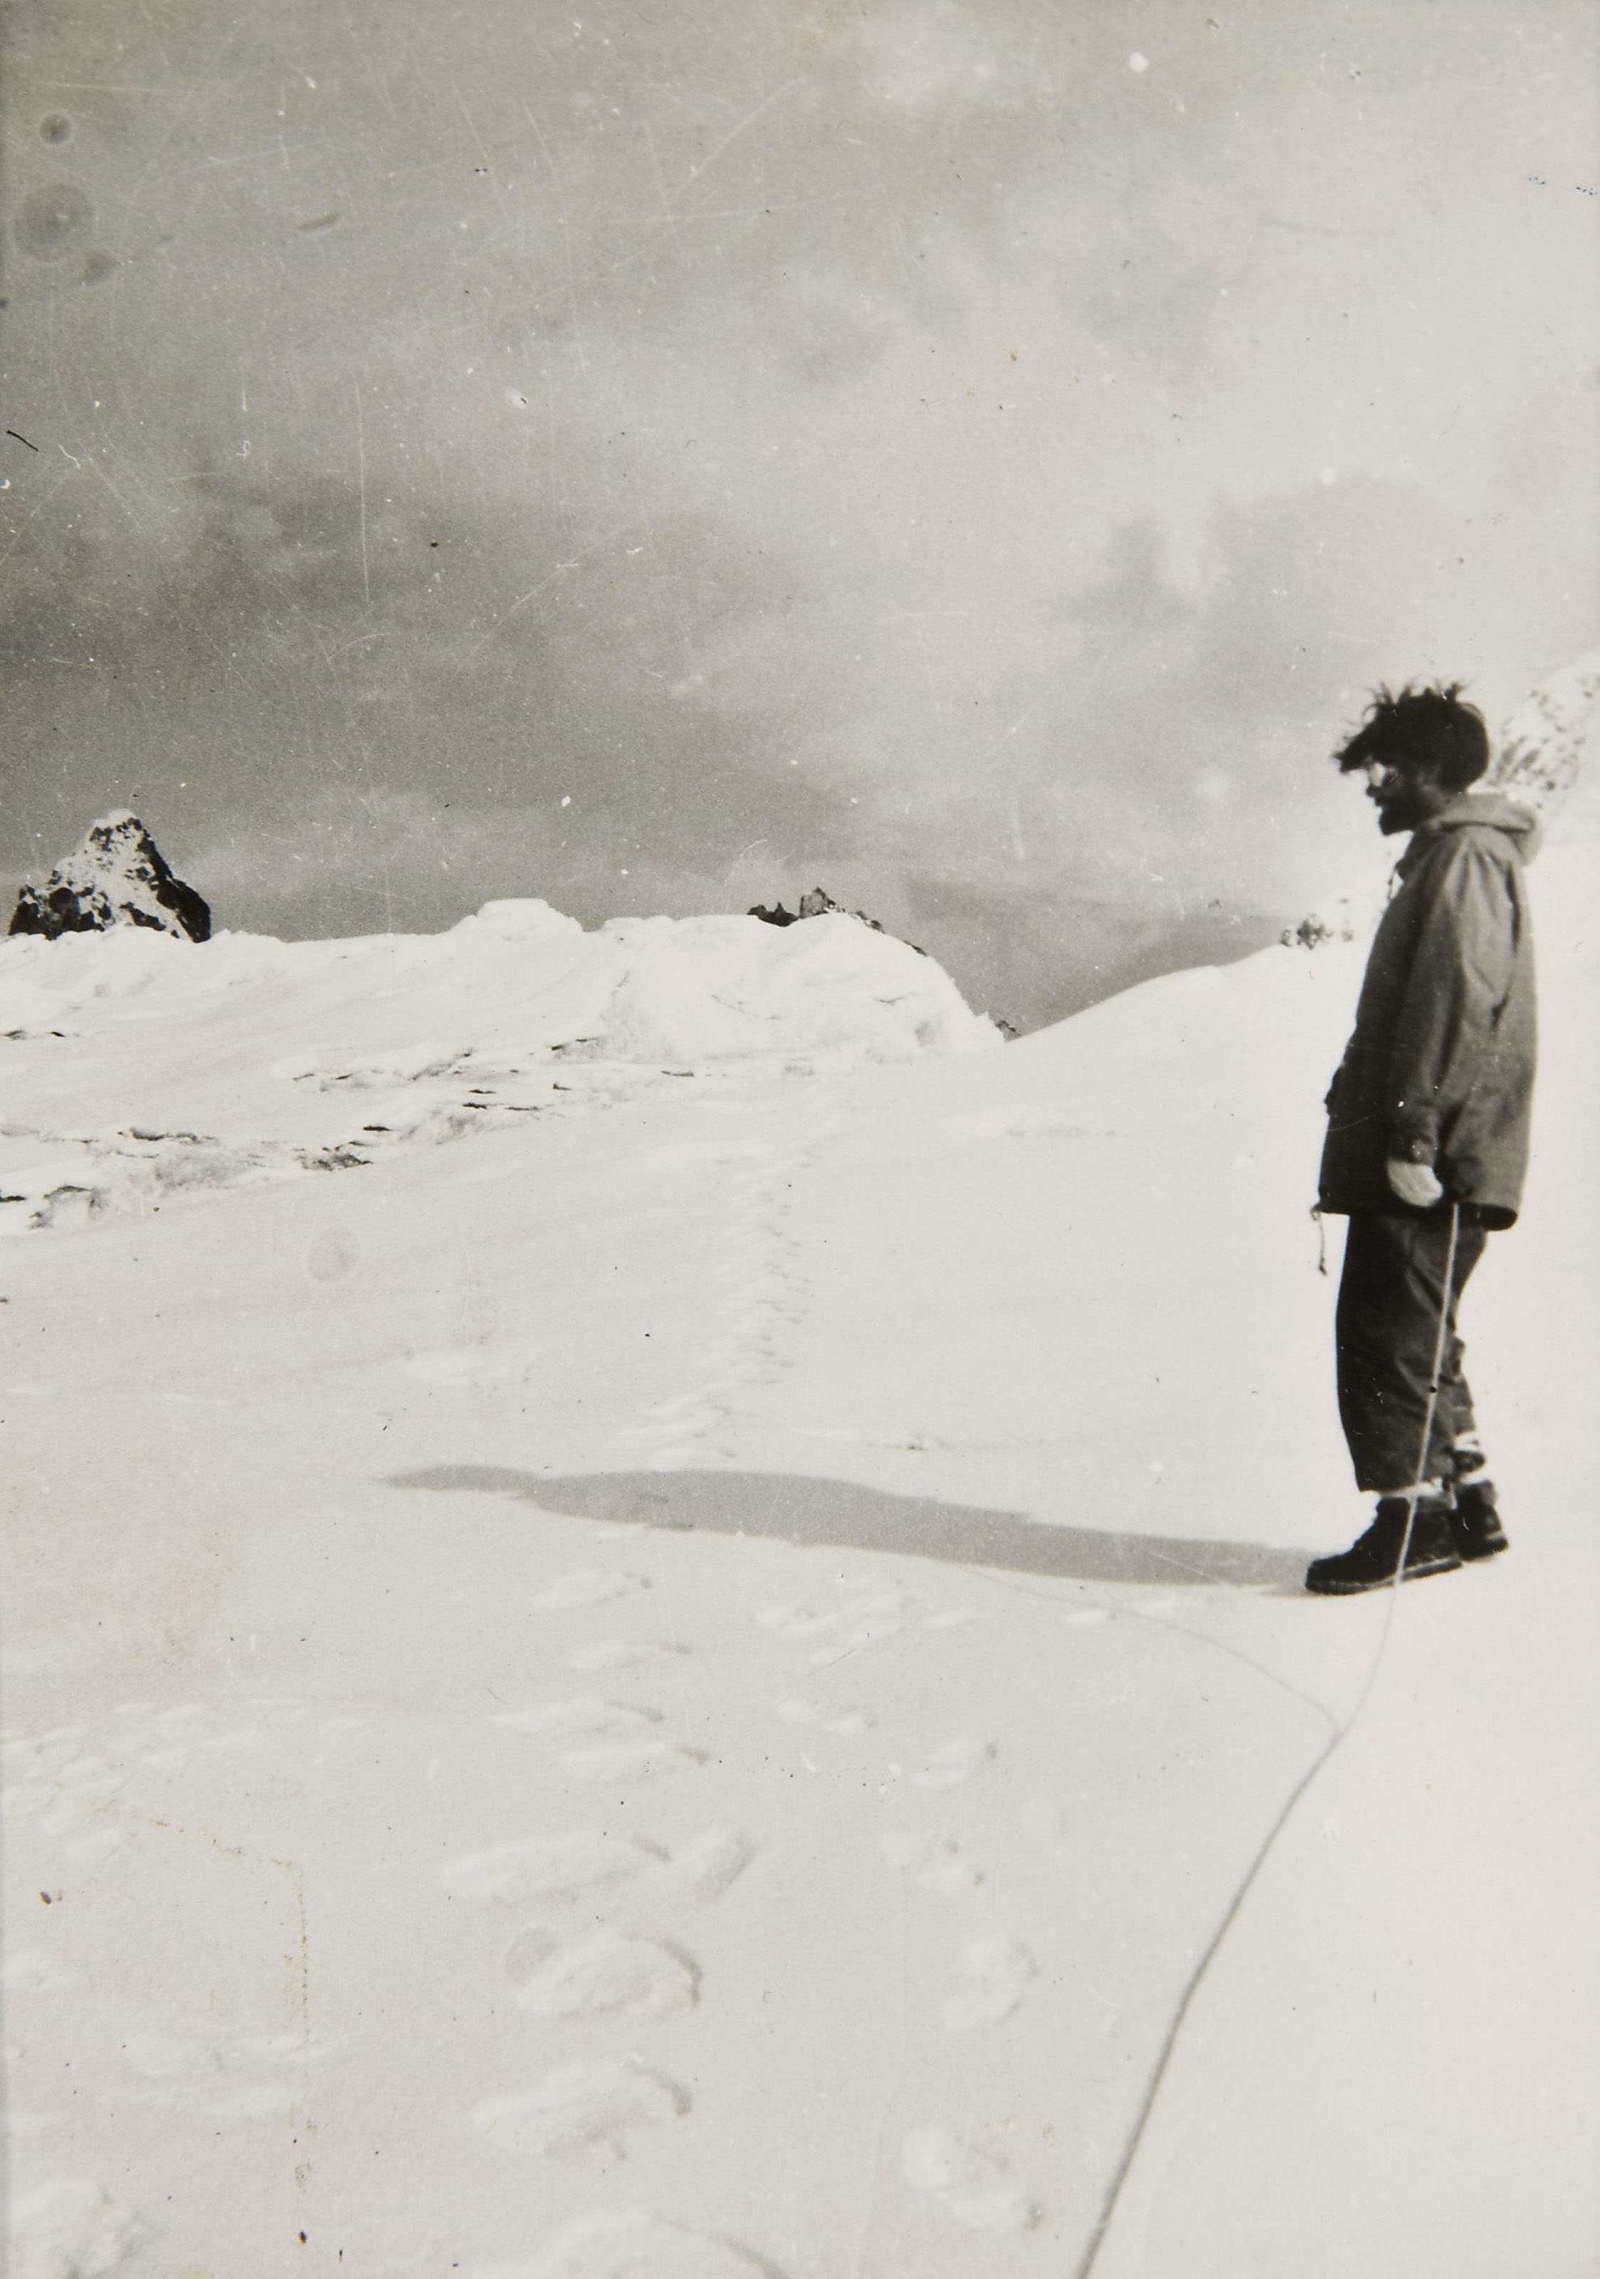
[[3, 0, 1594, 1025], [859, 1, 1056, 113]]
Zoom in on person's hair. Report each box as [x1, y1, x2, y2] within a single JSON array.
[[1332, 682, 1490, 790]]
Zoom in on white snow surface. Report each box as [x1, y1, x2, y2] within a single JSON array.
[[4, 842, 1596, 2277], [0, 899, 997, 1231]]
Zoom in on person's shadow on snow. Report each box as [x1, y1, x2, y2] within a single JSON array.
[[388, 1466, 1309, 1592]]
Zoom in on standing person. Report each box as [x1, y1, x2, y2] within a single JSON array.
[[1306, 684, 1540, 1596]]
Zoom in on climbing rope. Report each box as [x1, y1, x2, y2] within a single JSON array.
[[1071, 1202, 1463, 2279]]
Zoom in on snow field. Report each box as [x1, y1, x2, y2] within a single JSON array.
[[0, 902, 998, 1236], [4, 839, 1597, 2276]]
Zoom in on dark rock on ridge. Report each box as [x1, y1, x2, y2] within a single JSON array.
[[9, 812, 211, 943], [748, 884, 923, 953]]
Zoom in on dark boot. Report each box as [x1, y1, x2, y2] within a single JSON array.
[[1448, 1478, 1509, 1561], [1305, 1496, 1462, 1596]]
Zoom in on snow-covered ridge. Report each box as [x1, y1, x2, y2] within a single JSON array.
[[0, 898, 999, 1231]]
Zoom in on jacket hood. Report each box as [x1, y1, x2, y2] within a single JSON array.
[[1417, 791, 1543, 863]]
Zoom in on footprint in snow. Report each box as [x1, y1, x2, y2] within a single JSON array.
[[444, 1826, 753, 1909], [443, 1830, 667, 1908], [900, 2125, 1039, 2234], [1054, 1602, 1111, 1627], [506, 1929, 700, 2020], [804, 1595, 909, 1667], [121, 2032, 222, 2085], [117, 2025, 343, 2118], [754, 1604, 838, 1638], [754, 1591, 906, 1640], [878, 1832, 984, 1892], [559, 1737, 705, 1783], [565, 1638, 687, 1673], [533, 1572, 651, 1612], [2, 1763, 133, 1869], [204, 2080, 300, 2121], [234, 2030, 344, 2069], [490, 1698, 663, 1739], [470, 2059, 689, 2159], [912, 1738, 997, 1790], [942, 1936, 1038, 2031], [476, 2208, 784, 2277], [57, 1817, 130, 1870], [1, 1946, 79, 1997], [1021, 1796, 1074, 1865], [9, 2180, 153, 2279], [773, 1696, 874, 1736], [656, 1825, 754, 1902]]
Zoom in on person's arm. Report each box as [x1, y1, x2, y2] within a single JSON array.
[[1383, 836, 1518, 1194]]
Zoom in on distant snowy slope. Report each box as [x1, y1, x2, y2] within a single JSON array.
[[0, 899, 998, 1231]]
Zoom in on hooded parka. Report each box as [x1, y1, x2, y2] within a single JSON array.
[[1318, 793, 1540, 1229]]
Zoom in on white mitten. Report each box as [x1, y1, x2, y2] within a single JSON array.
[[1386, 1158, 1444, 1208]]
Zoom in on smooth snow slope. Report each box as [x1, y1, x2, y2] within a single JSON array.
[[3, 846, 1595, 2279]]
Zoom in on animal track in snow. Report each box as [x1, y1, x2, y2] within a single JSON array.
[[481, 2209, 783, 2277], [900, 2125, 1039, 2233], [469, 2060, 689, 2158], [533, 1571, 651, 1611], [878, 1832, 985, 1892], [490, 1697, 663, 1739], [507, 1930, 701, 2020], [911, 1737, 997, 1789], [443, 1830, 668, 1907], [942, 1936, 1038, 2030]]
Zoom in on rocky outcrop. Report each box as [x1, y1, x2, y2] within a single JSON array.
[[1488, 650, 1600, 817], [1280, 912, 1355, 950], [749, 885, 921, 950], [9, 812, 211, 943]]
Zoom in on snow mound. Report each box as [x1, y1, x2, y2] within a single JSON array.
[[0, 899, 998, 1232]]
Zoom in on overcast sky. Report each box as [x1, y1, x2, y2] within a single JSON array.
[[2, 0, 1595, 1025]]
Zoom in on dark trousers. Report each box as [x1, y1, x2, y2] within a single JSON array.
[[1335, 1210, 1488, 1493]]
